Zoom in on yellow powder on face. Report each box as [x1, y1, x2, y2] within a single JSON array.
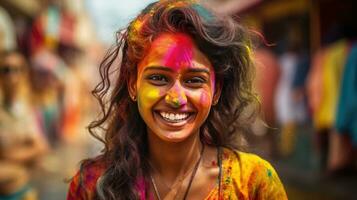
[[147, 88, 160, 99]]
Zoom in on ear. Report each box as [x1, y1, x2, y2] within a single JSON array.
[[127, 74, 137, 101], [212, 79, 222, 105]]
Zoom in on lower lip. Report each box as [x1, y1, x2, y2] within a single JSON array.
[[154, 111, 195, 128]]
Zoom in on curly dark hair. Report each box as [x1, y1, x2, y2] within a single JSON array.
[[84, 0, 258, 199]]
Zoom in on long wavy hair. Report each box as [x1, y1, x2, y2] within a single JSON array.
[[84, 0, 258, 199]]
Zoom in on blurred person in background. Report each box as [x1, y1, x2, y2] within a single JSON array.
[[0, 6, 16, 53], [0, 50, 48, 200], [275, 26, 308, 157], [254, 43, 281, 158], [29, 48, 65, 147]]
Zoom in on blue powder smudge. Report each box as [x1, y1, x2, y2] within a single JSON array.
[[192, 4, 213, 22]]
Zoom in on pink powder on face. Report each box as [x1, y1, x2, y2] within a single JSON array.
[[152, 33, 194, 71]]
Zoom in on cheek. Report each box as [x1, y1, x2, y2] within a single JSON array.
[[137, 84, 165, 112], [210, 71, 216, 94], [192, 90, 212, 112], [211, 79, 216, 94], [199, 92, 212, 109]]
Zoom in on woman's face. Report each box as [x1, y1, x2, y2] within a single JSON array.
[[0, 53, 24, 92], [132, 32, 219, 142]]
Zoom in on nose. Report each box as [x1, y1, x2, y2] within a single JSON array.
[[165, 82, 187, 108]]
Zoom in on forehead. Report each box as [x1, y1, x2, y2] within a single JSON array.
[[138, 32, 212, 72]]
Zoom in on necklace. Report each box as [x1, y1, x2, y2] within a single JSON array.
[[150, 144, 205, 200], [217, 146, 222, 199]]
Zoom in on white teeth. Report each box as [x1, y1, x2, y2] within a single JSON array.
[[159, 112, 190, 122]]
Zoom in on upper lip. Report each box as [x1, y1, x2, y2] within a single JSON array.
[[154, 109, 195, 114]]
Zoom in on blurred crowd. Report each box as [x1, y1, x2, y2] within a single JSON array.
[[253, 33, 357, 173], [250, 0, 357, 174], [0, 0, 357, 200], [0, 1, 103, 199], [247, 1, 357, 198]]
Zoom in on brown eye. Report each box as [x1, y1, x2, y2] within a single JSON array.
[[147, 74, 169, 85], [184, 77, 206, 87]]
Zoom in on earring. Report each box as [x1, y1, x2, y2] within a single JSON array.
[[131, 95, 137, 101], [212, 99, 219, 106]]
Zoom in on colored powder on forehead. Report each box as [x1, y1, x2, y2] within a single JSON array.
[[158, 34, 194, 70]]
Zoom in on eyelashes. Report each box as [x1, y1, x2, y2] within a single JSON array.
[[146, 74, 208, 88], [185, 77, 206, 84], [147, 74, 168, 86], [184, 77, 207, 88]]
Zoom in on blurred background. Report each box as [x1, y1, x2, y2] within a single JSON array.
[[0, 0, 356, 199]]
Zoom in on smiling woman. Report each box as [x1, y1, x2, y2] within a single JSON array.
[[132, 32, 216, 143], [66, 1, 288, 200]]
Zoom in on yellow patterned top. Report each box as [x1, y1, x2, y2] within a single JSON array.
[[205, 148, 288, 200], [67, 148, 288, 200]]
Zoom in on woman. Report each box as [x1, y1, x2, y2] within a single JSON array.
[[0, 50, 48, 200], [67, 1, 288, 199]]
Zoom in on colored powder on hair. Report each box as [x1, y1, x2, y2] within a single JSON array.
[[192, 4, 213, 22]]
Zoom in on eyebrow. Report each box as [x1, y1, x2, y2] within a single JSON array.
[[187, 68, 210, 75], [144, 66, 210, 75], [144, 66, 173, 72]]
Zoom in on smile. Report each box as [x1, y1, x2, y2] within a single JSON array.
[[159, 111, 191, 123]]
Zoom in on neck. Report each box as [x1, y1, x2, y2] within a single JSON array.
[[147, 131, 202, 183]]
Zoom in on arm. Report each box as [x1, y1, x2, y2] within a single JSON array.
[[0, 132, 48, 165]]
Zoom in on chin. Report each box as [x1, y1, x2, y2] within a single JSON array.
[[158, 130, 192, 142]]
